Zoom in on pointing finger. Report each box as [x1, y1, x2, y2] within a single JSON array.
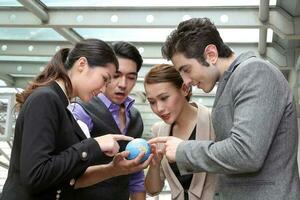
[[148, 136, 169, 144], [112, 134, 134, 141]]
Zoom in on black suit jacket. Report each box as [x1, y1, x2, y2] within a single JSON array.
[[1, 82, 104, 200], [76, 96, 144, 200]]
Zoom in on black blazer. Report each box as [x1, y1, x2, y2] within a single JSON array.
[[1, 82, 104, 200]]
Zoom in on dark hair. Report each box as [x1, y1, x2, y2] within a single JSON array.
[[144, 64, 192, 101], [162, 18, 233, 66], [16, 39, 118, 107], [112, 41, 143, 72]]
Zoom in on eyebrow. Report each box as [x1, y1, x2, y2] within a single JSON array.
[[115, 71, 138, 77], [127, 72, 137, 76]]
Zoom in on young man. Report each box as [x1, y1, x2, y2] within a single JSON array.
[[149, 18, 300, 199], [71, 41, 146, 200]]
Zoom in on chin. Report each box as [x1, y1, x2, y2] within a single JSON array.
[[163, 118, 174, 125], [81, 96, 91, 103]]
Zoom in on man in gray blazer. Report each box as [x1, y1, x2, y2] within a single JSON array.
[[149, 18, 300, 199]]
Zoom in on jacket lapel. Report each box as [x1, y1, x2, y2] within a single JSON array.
[[51, 82, 88, 140], [213, 52, 256, 108], [189, 103, 211, 198], [66, 108, 87, 140], [93, 97, 120, 132]]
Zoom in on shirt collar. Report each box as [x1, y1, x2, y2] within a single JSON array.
[[98, 93, 135, 111], [55, 80, 70, 105]]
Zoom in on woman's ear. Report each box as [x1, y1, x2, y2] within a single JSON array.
[[181, 83, 190, 97], [77, 57, 88, 73], [204, 44, 218, 64]]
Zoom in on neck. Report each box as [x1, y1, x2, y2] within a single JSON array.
[[175, 101, 197, 128], [217, 53, 236, 78], [55, 79, 70, 103]]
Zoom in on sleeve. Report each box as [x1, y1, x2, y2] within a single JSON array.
[[69, 102, 94, 131], [176, 61, 288, 174], [20, 92, 104, 194], [129, 170, 145, 193]]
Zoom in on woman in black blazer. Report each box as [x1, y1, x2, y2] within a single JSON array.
[[1, 39, 151, 200]]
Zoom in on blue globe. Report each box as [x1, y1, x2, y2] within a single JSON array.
[[125, 138, 151, 162]]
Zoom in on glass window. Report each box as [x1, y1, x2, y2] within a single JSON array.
[[0, 0, 22, 6], [42, 0, 277, 7], [0, 28, 65, 41]]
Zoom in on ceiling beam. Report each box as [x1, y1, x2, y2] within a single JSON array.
[[17, 0, 48, 22], [0, 74, 14, 87], [0, 41, 288, 67], [16, 0, 82, 44], [0, 6, 299, 39], [53, 28, 83, 44], [0, 7, 261, 28]]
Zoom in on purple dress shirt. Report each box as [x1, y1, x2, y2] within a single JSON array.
[[71, 94, 145, 193]]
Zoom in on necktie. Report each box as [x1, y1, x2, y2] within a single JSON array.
[[119, 104, 126, 133]]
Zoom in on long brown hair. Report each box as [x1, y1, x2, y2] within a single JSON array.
[[144, 64, 192, 101], [16, 39, 118, 108]]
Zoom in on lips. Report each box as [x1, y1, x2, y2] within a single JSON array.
[[114, 92, 125, 98], [160, 113, 170, 121]]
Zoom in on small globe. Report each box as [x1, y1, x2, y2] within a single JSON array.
[[125, 138, 151, 162]]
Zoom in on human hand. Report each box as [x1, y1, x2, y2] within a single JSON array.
[[148, 136, 183, 163], [94, 134, 133, 157], [111, 151, 153, 176], [149, 144, 164, 167]]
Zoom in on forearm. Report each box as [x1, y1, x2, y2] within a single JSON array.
[[145, 165, 163, 195], [74, 163, 117, 189]]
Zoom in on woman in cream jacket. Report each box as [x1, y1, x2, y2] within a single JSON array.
[[144, 64, 216, 200]]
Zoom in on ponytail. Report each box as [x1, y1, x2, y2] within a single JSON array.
[[16, 39, 118, 109], [16, 48, 72, 108]]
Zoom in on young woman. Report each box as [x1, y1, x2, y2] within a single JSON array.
[[1, 39, 150, 200], [144, 64, 216, 200]]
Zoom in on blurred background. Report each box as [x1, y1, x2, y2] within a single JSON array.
[[0, 0, 299, 198]]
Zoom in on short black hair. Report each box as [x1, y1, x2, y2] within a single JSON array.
[[162, 18, 233, 66], [112, 41, 143, 72]]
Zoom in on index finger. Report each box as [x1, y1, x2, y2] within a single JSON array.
[[148, 136, 169, 144], [112, 134, 134, 141]]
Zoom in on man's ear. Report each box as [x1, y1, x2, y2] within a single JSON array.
[[204, 44, 218, 64]]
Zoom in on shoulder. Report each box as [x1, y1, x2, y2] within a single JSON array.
[[25, 86, 61, 107], [191, 102, 211, 117], [234, 57, 282, 79], [151, 121, 167, 136]]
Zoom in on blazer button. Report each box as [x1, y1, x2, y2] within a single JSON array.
[[81, 151, 88, 160], [69, 178, 75, 186], [56, 194, 60, 199]]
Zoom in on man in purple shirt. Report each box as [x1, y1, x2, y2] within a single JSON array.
[[70, 42, 146, 200]]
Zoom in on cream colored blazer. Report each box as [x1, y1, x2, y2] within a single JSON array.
[[151, 103, 216, 200]]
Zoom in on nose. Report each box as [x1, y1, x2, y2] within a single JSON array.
[[118, 76, 126, 90], [179, 72, 192, 87], [182, 76, 193, 87], [156, 101, 165, 113]]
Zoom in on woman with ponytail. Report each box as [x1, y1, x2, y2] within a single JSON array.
[[1, 39, 151, 200]]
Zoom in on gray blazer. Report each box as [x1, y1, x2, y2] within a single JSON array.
[[176, 52, 300, 200]]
